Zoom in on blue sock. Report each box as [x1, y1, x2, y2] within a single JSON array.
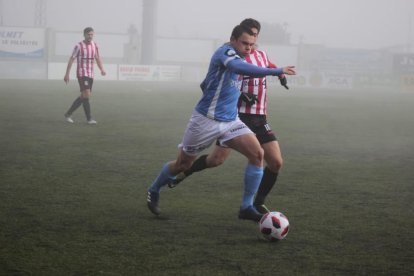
[[241, 164, 263, 210], [148, 163, 175, 193]]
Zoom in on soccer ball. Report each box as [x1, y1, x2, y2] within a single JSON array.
[[259, 211, 290, 241]]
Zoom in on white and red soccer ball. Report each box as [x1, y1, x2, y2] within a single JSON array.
[[259, 211, 290, 241]]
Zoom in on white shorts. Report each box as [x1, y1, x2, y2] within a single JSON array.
[[178, 110, 253, 156]]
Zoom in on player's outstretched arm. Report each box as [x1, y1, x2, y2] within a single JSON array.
[[227, 58, 295, 78]]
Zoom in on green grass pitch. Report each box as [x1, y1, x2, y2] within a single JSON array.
[[0, 80, 413, 275]]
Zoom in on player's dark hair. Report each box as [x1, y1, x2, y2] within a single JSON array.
[[83, 27, 94, 34], [231, 24, 254, 40], [240, 18, 261, 34]]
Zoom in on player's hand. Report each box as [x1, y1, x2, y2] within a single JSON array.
[[64, 74, 69, 84], [101, 70, 106, 76], [279, 75, 289, 90], [282, 66, 296, 75], [240, 92, 258, 106]]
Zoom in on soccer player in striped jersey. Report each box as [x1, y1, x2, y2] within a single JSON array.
[[169, 19, 289, 215], [64, 27, 106, 124], [146, 24, 295, 222]]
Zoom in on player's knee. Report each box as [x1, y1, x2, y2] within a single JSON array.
[[249, 147, 264, 165], [267, 157, 283, 173], [81, 90, 91, 99]]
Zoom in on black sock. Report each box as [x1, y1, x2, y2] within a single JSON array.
[[185, 154, 208, 176], [66, 97, 83, 116], [82, 98, 91, 121], [255, 166, 278, 205]]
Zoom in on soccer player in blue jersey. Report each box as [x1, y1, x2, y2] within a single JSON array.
[[169, 18, 288, 215], [146, 24, 295, 222]]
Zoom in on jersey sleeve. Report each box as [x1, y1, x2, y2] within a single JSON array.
[[71, 44, 80, 58], [227, 58, 283, 77], [221, 47, 241, 67]]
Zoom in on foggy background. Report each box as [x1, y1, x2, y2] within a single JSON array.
[[2, 0, 413, 49], [1, 0, 414, 90]]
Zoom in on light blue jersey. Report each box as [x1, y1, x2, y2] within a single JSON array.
[[195, 43, 242, 122], [195, 43, 284, 122]]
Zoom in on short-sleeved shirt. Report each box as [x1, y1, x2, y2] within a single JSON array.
[[195, 43, 243, 122], [71, 41, 100, 79]]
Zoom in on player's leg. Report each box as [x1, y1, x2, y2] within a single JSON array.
[[64, 79, 85, 122], [65, 95, 82, 123], [254, 140, 283, 213], [147, 150, 197, 215], [81, 89, 93, 122], [65, 77, 92, 123], [148, 151, 197, 194], [206, 145, 232, 167], [169, 145, 232, 187], [80, 78, 95, 124], [225, 132, 264, 222], [147, 110, 217, 215], [241, 114, 281, 214]]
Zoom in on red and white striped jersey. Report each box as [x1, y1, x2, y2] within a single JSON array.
[[71, 41, 100, 78], [237, 49, 275, 115]]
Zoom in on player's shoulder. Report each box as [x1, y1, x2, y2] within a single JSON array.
[[217, 43, 234, 54], [223, 43, 243, 59], [76, 41, 87, 48], [213, 43, 239, 62], [72, 41, 82, 51]]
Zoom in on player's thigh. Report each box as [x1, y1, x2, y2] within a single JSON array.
[[225, 133, 263, 165], [78, 77, 93, 98]]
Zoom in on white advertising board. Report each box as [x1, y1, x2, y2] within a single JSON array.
[[118, 64, 181, 81], [0, 27, 45, 58]]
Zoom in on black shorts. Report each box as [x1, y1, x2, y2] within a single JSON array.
[[239, 113, 277, 144], [78, 77, 94, 92]]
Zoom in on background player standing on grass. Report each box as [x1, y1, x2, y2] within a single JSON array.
[[169, 18, 289, 215], [63, 27, 106, 124], [146, 24, 296, 222]]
